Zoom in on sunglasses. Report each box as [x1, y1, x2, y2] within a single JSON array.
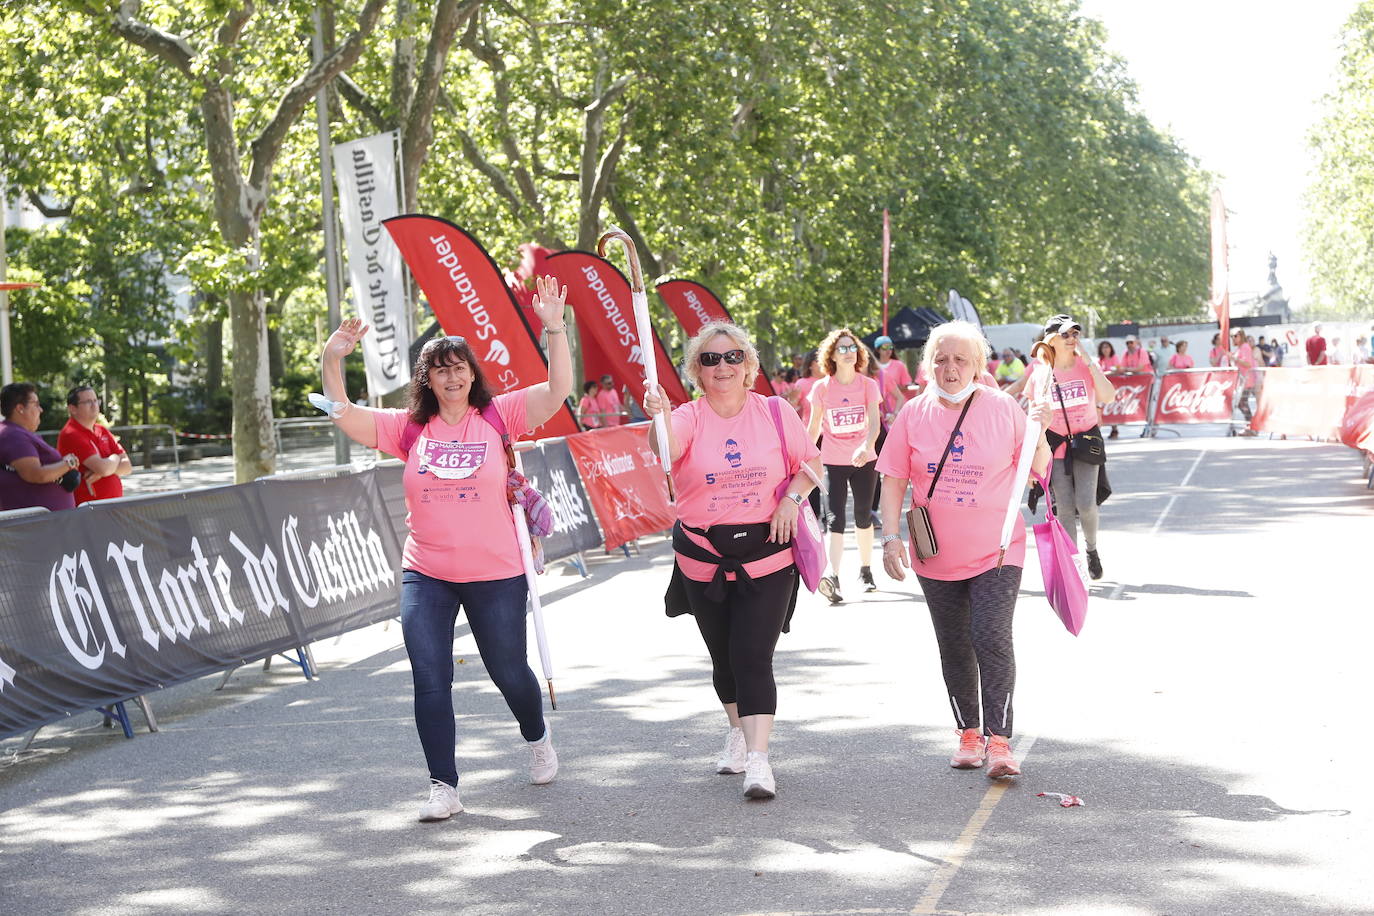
[[422, 334, 467, 350], [698, 349, 746, 367], [835, 344, 859, 354]]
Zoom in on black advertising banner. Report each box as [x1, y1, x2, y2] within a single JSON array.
[[0, 470, 403, 739], [518, 439, 603, 561]]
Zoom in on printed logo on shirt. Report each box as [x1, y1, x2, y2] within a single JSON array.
[[1053, 379, 1090, 408], [950, 430, 967, 463], [415, 437, 488, 480], [723, 438, 743, 469]]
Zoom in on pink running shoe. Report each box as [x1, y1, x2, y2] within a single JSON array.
[[950, 728, 986, 769], [985, 735, 1021, 779]]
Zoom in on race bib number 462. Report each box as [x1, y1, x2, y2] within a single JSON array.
[[417, 437, 488, 479]]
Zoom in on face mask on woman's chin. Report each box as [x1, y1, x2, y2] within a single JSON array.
[[937, 379, 977, 403]]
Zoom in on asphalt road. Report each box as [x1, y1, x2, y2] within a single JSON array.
[[2, 430, 1371, 916]]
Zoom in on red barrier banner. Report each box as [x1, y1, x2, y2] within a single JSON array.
[[382, 215, 580, 439], [1102, 372, 1153, 424], [544, 251, 689, 408], [1252, 366, 1374, 438], [1152, 369, 1239, 425], [657, 279, 772, 397], [564, 423, 675, 550]]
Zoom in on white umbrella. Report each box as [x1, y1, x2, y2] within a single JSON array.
[[998, 352, 1052, 568], [511, 450, 557, 709], [598, 227, 676, 501]]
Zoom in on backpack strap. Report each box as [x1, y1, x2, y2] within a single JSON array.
[[398, 419, 423, 459], [480, 403, 518, 471], [766, 396, 793, 472]]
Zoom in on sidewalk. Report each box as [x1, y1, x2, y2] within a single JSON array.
[[3, 435, 1371, 915]]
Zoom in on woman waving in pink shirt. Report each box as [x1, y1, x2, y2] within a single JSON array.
[[319, 276, 571, 823], [878, 321, 1053, 779], [643, 321, 821, 801]]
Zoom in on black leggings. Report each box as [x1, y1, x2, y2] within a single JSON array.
[[684, 566, 796, 717], [826, 461, 879, 533], [917, 567, 1022, 737]]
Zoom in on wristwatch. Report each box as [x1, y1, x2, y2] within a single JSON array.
[[879, 533, 901, 545], [787, 492, 805, 507]]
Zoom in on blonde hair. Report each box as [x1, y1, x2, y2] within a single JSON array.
[[817, 327, 870, 376], [920, 321, 990, 379], [683, 321, 761, 390]]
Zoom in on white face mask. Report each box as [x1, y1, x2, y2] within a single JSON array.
[[938, 379, 977, 403]]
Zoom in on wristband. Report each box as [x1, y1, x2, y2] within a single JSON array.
[[879, 533, 901, 545], [545, 324, 567, 334], [786, 492, 805, 507]]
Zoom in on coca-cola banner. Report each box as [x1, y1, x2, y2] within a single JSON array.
[[1152, 368, 1240, 425], [544, 251, 690, 408], [1251, 366, 1374, 438], [0, 471, 403, 740], [382, 215, 580, 439], [1103, 372, 1154, 424], [563, 423, 676, 551], [658, 279, 772, 397]]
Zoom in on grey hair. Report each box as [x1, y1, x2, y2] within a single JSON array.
[[920, 320, 991, 379], [683, 321, 761, 390]]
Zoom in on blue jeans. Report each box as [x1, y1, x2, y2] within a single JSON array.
[[400, 570, 546, 787]]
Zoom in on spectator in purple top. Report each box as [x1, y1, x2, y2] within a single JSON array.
[[0, 382, 79, 511]]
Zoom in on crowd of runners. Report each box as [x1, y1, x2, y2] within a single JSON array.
[[318, 284, 1151, 820]]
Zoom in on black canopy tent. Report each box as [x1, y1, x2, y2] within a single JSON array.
[[860, 306, 949, 351]]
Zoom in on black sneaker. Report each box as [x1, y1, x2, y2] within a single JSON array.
[[859, 566, 877, 592], [1086, 549, 1103, 580], [818, 575, 843, 605]]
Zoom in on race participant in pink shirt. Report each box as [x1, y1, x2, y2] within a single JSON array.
[[1230, 327, 1258, 431], [577, 380, 602, 429], [1208, 332, 1229, 367], [873, 335, 913, 425], [1116, 334, 1152, 374], [878, 320, 1053, 779], [808, 328, 883, 604], [594, 374, 624, 425], [1025, 315, 1116, 581], [1168, 340, 1195, 370], [1094, 341, 1124, 439], [793, 350, 823, 425], [643, 321, 821, 801], [319, 276, 571, 823]]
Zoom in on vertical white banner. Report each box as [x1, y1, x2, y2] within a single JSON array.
[[333, 132, 409, 395]]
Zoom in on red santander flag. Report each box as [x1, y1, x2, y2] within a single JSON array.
[[657, 279, 772, 397], [1209, 189, 1230, 350], [382, 215, 580, 438], [545, 251, 689, 408]]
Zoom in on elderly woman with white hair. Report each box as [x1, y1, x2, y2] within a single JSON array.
[[877, 320, 1053, 779], [643, 321, 822, 800]]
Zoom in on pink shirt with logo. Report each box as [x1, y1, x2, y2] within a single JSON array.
[[375, 391, 527, 583], [1169, 354, 1195, 370], [876, 388, 1028, 580], [1026, 360, 1099, 459], [876, 359, 913, 418], [670, 394, 820, 582], [813, 374, 881, 465]]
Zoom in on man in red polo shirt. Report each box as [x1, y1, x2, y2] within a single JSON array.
[[56, 386, 132, 505]]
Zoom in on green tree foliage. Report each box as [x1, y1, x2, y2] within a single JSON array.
[[1305, 1, 1374, 317]]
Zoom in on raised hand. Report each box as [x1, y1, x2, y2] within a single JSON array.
[[324, 317, 369, 360], [532, 275, 568, 328]]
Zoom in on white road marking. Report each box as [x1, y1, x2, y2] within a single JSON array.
[[1148, 447, 1206, 536]]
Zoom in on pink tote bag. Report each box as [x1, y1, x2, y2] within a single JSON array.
[[768, 397, 827, 592], [1030, 470, 1089, 635]]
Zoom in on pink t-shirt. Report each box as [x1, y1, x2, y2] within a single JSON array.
[[876, 388, 1029, 580], [596, 387, 624, 425], [1169, 353, 1194, 370], [578, 394, 601, 429], [1118, 347, 1151, 371], [1097, 354, 1121, 372], [876, 359, 913, 419], [1026, 360, 1098, 458], [793, 376, 817, 424], [375, 391, 528, 583], [1209, 346, 1229, 367], [670, 394, 820, 582], [1234, 343, 1256, 386], [813, 374, 880, 465]]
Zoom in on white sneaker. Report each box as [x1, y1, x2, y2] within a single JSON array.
[[716, 727, 747, 774], [418, 778, 463, 822], [742, 751, 776, 799], [528, 727, 559, 785]]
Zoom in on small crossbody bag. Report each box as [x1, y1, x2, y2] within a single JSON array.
[[907, 393, 975, 561]]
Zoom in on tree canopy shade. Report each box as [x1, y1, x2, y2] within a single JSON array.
[[1, 0, 1211, 451], [1305, 0, 1374, 318]]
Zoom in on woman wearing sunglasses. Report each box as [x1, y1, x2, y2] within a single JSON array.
[[318, 276, 571, 823], [642, 321, 821, 800], [1023, 314, 1116, 580], [807, 328, 883, 604]]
